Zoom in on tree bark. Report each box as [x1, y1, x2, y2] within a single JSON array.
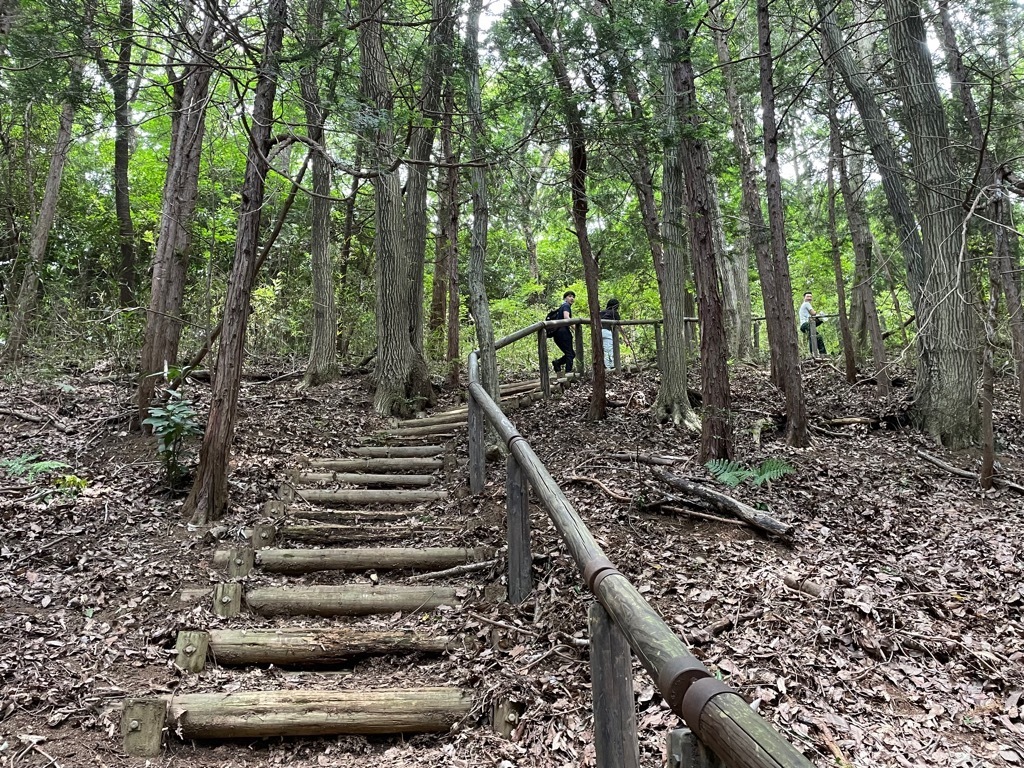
[[359, 0, 435, 416], [299, 0, 337, 389], [757, 0, 808, 447], [675, 42, 732, 461], [826, 112, 858, 384], [882, 0, 978, 447], [0, 63, 80, 364], [655, 0, 698, 430], [440, 84, 461, 388], [181, 0, 287, 525], [512, 0, 606, 420], [137, 16, 217, 423], [465, 0, 498, 401]]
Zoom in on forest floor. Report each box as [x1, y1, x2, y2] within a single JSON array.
[[0, 357, 1022, 768]]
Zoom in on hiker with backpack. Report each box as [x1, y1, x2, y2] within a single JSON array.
[[599, 298, 622, 369], [547, 291, 576, 374]]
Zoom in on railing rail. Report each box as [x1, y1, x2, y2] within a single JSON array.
[[466, 327, 812, 768]]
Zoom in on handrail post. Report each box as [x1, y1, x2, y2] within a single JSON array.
[[538, 327, 551, 399], [667, 728, 723, 768], [753, 320, 760, 353], [612, 323, 622, 371], [654, 322, 663, 371], [573, 322, 588, 379], [468, 391, 485, 494], [506, 454, 531, 604], [589, 602, 640, 768], [809, 320, 819, 359]]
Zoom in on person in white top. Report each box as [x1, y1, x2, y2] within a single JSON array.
[[798, 292, 826, 354]]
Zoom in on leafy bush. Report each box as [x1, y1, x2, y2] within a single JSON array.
[[143, 390, 203, 488]]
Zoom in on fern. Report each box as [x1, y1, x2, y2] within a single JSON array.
[[0, 453, 69, 481], [706, 457, 794, 488], [750, 458, 794, 487], [704, 459, 753, 488]]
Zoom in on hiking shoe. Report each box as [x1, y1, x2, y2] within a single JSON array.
[[553, 362, 562, 373]]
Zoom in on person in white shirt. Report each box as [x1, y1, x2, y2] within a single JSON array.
[[798, 292, 826, 354]]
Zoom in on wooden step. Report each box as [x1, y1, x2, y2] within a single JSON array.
[[179, 628, 461, 667], [213, 546, 491, 574], [285, 508, 424, 523], [394, 411, 469, 429], [350, 445, 445, 458], [290, 488, 448, 506], [245, 584, 462, 616], [278, 523, 452, 544], [163, 688, 473, 738], [386, 422, 462, 438], [307, 457, 444, 472], [291, 471, 437, 487]]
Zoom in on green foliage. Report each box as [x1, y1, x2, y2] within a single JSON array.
[[142, 391, 203, 488], [705, 458, 794, 488], [54, 473, 88, 494], [0, 453, 69, 481]]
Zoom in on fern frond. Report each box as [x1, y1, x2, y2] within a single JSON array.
[[751, 458, 794, 486], [705, 459, 752, 488]]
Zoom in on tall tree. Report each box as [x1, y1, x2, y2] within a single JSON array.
[[757, 0, 808, 447], [298, 0, 337, 389], [511, 0, 607, 421], [358, 0, 434, 416], [182, 0, 288, 525], [137, 9, 220, 422]]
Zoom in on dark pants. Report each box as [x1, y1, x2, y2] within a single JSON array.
[[800, 322, 826, 354], [552, 330, 575, 373]]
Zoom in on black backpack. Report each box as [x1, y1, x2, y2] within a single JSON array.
[[545, 306, 561, 321]]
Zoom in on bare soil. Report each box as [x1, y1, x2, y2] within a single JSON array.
[[0, 360, 1021, 768]]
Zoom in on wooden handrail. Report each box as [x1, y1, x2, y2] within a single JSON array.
[[466, 342, 812, 768]]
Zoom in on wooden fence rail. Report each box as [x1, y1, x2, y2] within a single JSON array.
[[467, 333, 812, 768]]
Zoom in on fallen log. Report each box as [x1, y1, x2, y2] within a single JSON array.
[[651, 468, 794, 537], [828, 416, 879, 426], [213, 546, 491, 574], [245, 584, 462, 616], [916, 449, 1024, 494], [205, 628, 459, 666], [291, 471, 437, 487], [295, 488, 448, 505], [164, 688, 472, 738], [307, 457, 443, 472], [351, 445, 445, 458], [607, 452, 687, 466]]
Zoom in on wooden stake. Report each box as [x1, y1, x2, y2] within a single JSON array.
[[506, 454, 531, 604], [226, 546, 254, 578], [121, 698, 167, 757], [250, 524, 278, 547], [538, 327, 551, 399], [213, 583, 242, 617], [589, 602, 640, 768], [174, 630, 210, 672], [667, 727, 723, 768], [468, 392, 485, 494]]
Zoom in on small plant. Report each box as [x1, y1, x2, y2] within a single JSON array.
[[705, 458, 794, 488], [54, 474, 89, 494], [0, 453, 69, 481], [143, 390, 203, 488]]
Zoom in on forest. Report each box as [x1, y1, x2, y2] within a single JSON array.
[[1, 0, 1023, 765]]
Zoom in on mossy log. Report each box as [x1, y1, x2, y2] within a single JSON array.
[[245, 584, 462, 616], [164, 688, 472, 738], [213, 546, 490, 574], [206, 628, 460, 665]]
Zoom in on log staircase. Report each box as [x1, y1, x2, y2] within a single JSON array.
[[121, 375, 579, 757]]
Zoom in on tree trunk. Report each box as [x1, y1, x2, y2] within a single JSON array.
[[655, 2, 698, 430], [359, 0, 435, 417], [404, 0, 454, 358], [181, 0, 287, 525], [883, 0, 978, 447], [137, 19, 216, 422], [439, 81, 461, 388], [675, 42, 732, 461], [715, 23, 774, 376], [512, 0, 606, 420], [299, 0, 337, 389], [757, 0, 808, 447], [0, 63, 81, 365], [464, 0, 498, 400], [827, 111, 858, 384]]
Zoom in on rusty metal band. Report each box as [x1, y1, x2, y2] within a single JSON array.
[[657, 655, 713, 714], [581, 556, 619, 593]]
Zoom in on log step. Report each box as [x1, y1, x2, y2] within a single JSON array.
[[213, 546, 491, 574], [285, 508, 424, 523], [394, 411, 470, 429], [293, 488, 448, 506], [199, 628, 461, 666], [278, 524, 451, 544], [291, 471, 437, 487], [245, 584, 462, 616], [386, 423, 462, 438], [165, 688, 472, 738], [307, 457, 444, 472], [350, 445, 445, 458]]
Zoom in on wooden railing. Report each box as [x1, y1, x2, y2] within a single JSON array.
[[466, 323, 813, 768]]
